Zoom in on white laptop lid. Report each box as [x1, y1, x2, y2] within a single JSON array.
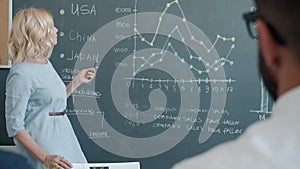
[[72, 162, 140, 169]]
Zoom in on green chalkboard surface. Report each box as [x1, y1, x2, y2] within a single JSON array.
[[7, 0, 274, 168]]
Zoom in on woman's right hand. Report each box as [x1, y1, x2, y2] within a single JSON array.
[[44, 155, 73, 169]]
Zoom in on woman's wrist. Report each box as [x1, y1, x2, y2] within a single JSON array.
[[73, 75, 83, 87], [42, 154, 50, 166]]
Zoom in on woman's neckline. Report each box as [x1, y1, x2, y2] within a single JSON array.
[[26, 57, 49, 65]]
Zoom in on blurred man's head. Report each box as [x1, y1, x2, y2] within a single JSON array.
[[255, 0, 300, 56], [253, 0, 300, 100]]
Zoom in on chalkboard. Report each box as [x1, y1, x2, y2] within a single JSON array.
[[0, 69, 12, 145], [6, 0, 274, 169]]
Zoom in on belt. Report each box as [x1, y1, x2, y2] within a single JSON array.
[[49, 111, 65, 116]]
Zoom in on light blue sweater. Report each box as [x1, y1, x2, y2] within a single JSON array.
[[5, 60, 87, 168]]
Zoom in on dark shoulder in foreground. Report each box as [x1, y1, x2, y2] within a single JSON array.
[[0, 150, 33, 169]]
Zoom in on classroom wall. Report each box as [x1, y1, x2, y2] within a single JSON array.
[[0, 0, 12, 145], [0, 0, 9, 65]]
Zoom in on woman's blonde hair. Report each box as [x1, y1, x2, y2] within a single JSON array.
[[8, 7, 55, 63]]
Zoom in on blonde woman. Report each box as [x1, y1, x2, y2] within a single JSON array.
[[5, 8, 96, 169]]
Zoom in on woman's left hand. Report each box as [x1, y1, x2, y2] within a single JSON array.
[[66, 66, 99, 97], [76, 67, 97, 83]]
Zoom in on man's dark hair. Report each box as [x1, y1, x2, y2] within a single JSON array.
[[255, 0, 300, 57]]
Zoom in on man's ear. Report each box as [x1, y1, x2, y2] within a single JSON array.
[[257, 20, 281, 68]]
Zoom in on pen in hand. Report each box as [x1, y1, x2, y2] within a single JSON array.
[[94, 61, 99, 70]]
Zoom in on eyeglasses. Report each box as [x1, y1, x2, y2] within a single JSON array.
[[243, 10, 285, 45]]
